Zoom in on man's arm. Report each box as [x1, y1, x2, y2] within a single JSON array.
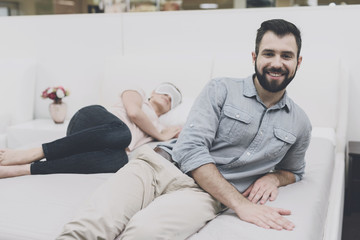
[[191, 163, 295, 231], [122, 90, 180, 141], [243, 170, 295, 204]]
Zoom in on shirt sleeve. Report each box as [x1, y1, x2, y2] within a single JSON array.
[[172, 78, 227, 173], [275, 118, 312, 181], [120, 87, 146, 102]]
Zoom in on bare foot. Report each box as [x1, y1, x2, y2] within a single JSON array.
[[0, 147, 44, 166], [0, 164, 31, 179]]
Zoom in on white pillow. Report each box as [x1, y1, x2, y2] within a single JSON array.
[[159, 97, 194, 127]]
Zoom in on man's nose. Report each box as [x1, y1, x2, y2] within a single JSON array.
[[271, 55, 283, 68]]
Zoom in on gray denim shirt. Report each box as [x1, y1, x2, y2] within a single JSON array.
[[160, 76, 312, 193]]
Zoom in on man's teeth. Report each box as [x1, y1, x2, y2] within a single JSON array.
[[269, 72, 281, 77]]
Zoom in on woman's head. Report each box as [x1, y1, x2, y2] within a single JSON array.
[[150, 82, 182, 116]]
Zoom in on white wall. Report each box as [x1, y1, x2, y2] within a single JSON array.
[[0, 5, 359, 141], [0, 14, 124, 119]]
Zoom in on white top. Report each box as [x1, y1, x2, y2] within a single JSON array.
[[109, 88, 164, 151]]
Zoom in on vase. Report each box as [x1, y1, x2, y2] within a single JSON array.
[[49, 101, 67, 124]]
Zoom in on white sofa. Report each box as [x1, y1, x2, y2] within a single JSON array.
[[0, 6, 354, 240], [0, 52, 347, 240]]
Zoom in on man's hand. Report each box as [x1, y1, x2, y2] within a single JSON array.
[[235, 201, 295, 231], [192, 164, 296, 231], [243, 174, 279, 205]]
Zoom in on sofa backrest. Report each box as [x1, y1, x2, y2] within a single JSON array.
[[101, 54, 213, 107], [0, 58, 36, 131]]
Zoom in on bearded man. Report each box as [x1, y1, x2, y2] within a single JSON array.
[[58, 19, 312, 240]]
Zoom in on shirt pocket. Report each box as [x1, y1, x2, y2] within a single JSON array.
[[265, 128, 296, 159], [217, 105, 252, 143]]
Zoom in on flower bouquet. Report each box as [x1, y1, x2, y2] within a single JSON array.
[[41, 86, 70, 104], [41, 86, 70, 124]]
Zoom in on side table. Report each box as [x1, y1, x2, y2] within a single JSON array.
[[345, 141, 360, 215], [6, 119, 69, 149]]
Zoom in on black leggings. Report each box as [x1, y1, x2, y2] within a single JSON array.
[[31, 105, 132, 174]]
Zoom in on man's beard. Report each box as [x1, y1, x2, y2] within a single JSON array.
[[254, 61, 298, 93]]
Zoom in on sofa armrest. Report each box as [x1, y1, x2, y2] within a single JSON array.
[[0, 134, 6, 148], [0, 58, 37, 126], [6, 119, 68, 149], [0, 113, 11, 134]]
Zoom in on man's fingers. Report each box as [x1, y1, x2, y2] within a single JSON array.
[[250, 188, 264, 203], [243, 185, 253, 197], [252, 218, 271, 230], [248, 185, 259, 200], [266, 219, 283, 231], [252, 213, 292, 231], [274, 208, 292, 216], [270, 211, 295, 230], [259, 190, 271, 204], [269, 190, 278, 201]]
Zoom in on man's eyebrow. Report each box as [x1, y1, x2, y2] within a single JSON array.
[[261, 49, 274, 52], [261, 49, 295, 56], [281, 51, 295, 56]]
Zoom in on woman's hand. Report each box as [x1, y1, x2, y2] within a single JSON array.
[[158, 126, 182, 141]]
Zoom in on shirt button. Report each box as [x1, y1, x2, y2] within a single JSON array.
[[259, 131, 263, 135], [190, 124, 194, 128], [247, 152, 251, 156], [235, 114, 240, 118]]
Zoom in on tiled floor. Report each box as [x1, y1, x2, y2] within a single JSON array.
[[342, 211, 360, 240]]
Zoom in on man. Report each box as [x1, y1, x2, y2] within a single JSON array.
[[57, 19, 311, 240]]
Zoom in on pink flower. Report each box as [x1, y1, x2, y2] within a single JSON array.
[[41, 86, 70, 103]]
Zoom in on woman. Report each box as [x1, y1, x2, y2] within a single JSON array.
[[0, 82, 182, 178]]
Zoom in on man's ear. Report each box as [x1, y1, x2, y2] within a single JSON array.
[[251, 52, 257, 64], [297, 56, 303, 68]]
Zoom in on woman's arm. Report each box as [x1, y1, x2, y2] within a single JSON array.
[[122, 90, 180, 141]]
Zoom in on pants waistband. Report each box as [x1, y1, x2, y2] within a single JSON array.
[[153, 147, 178, 168]]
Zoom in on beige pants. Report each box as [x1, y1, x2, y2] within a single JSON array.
[[57, 145, 224, 240]]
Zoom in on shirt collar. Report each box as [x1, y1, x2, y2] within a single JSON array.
[[243, 74, 291, 112]]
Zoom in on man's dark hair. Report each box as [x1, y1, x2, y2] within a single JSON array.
[[255, 19, 302, 59]]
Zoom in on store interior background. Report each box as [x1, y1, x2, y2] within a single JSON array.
[[1, 0, 360, 16]]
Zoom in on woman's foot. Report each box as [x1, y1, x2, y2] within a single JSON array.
[[0, 164, 31, 179], [0, 147, 44, 166]]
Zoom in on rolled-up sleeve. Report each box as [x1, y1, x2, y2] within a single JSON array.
[[172, 79, 227, 173]]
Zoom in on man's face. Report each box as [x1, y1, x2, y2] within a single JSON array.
[[252, 31, 302, 93]]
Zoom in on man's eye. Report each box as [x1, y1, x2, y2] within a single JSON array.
[[264, 53, 274, 57], [282, 54, 292, 59]]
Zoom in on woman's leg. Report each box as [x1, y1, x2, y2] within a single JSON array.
[[0, 164, 30, 178], [42, 105, 131, 161], [0, 105, 129, 166], [0, 147, 44, 166], [31, 148, 128, 174], [1, 105, 131, 175], [66, 105, 121, 136], [31, 105, 131, 174], [42, 120, 131, 161]]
